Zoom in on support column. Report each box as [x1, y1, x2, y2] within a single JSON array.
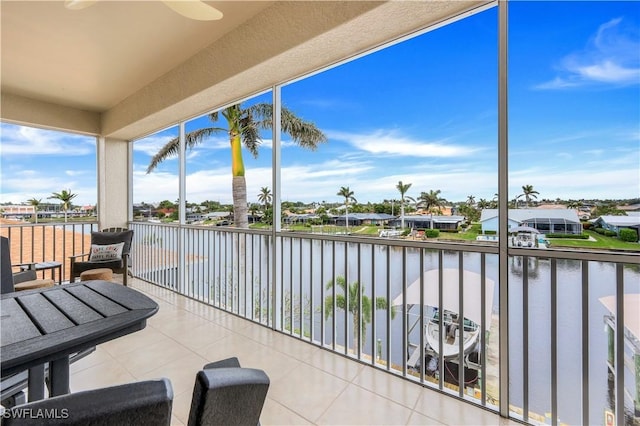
[[97, 136, 130, 229]]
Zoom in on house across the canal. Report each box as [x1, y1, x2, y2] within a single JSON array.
[[388, 215, 466, 231], [480, 209, 583, 235]]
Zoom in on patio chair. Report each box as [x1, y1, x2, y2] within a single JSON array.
[[188, 357, 270, 426], [2, 358, 270, 426], [69, 227, 134, 286], [0, 236, 54, 294], [1, 378, 173, 426]]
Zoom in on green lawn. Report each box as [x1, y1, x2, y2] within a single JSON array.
[[548, 230, 639, 251], [249, 224, 639, 252]]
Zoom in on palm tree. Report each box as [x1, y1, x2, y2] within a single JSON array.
[[566, 200, 583, 210], [417, 189, 444, 229], [48, 189, 77, 223], [27, 197, 41, 224], [395, 181, 415, 229], [491, 193, 499, 209], [337, 186, 356, 231], [257, 186, 272, 210], [466, 195, 476, 206], [477, 198, 490, 209], [324, 276, 395, 351], [418, 189, 443, 212], [517, 184, 540, 208], [147, 103, 326, 228]]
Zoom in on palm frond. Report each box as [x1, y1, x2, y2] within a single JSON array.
[[281, 107, 327, 149], [240, 115, 261, 158], [147, 127, 224, 173], [246, 103, 327, 150], [147, 136, 180, 173]]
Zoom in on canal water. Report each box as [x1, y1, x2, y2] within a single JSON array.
[[138, 228, 638, 425], [292, 243, 640, 425]]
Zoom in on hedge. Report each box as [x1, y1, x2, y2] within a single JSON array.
[[425, 229, 440, 238], [619, 228, 638, 242], [546, 233, 589, 239]]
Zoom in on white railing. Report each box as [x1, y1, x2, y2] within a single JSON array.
[[1, 221, 98, 282], [4, 221, 637, 424], [129, 221, 640, 425]]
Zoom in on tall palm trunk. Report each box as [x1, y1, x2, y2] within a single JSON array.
[[345, 203, 351, 232], [230, 131, 249, 228], [353, 311, 360, 351], [232, 177, 248, 228]]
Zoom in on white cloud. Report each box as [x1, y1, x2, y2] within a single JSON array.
[[133, 133, 229, 158], [329, 129, 479, 158], [536, 17, 640, 90], [0, 169, 96, 205], [0, 123, 94, 156], [133, 134, 176, 157], [509, 167, 639, 200]]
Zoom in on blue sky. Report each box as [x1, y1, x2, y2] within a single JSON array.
[[1, 2, 639, 207]]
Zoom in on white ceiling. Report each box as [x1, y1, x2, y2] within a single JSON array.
[[1, 1, 273, 112], [1, 1, 491, 139]]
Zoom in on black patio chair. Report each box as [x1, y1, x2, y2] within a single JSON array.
[[188, 357, 270, 426], [1, 379, 173, 426], [69, 227, 134, 286], [1, 236, 54, 294], [2, 358, 270, 426]]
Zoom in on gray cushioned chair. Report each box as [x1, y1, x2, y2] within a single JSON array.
[[2, 378, 173, 426], [1, 236, 54, 294], [2, 358, 269, 426], [188, 357, 270, 426], [69, 228, 134, 286]]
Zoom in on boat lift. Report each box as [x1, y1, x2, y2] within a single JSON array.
[[392, 269, 495, 376]]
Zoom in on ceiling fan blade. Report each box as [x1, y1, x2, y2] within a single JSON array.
[[162, 1, 223, 21], [64, 0, 98, 10]]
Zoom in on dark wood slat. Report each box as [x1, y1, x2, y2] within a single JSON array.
[[1, 310, 154, 376], [66, 286, 127, 317], [44, 289, 103, 324], [85, 280, 158, 310], [1, 281, 159, 381], [19, 293, 75, 334], [0, 299, 41, 346]]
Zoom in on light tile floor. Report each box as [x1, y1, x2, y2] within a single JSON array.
[[69, 278, 518, 425]]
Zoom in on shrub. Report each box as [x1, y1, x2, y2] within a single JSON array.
[[619, 228, 638, 242], [425, 229, 440, 238], [546, 233, 589, 239], [594, 228, 606, 235], [604, 230, 617, 237]]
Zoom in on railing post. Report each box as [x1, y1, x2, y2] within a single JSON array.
[[271, 85, 282, 330], [498, 0, 510, 418], [178, 122, 186, 294]]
